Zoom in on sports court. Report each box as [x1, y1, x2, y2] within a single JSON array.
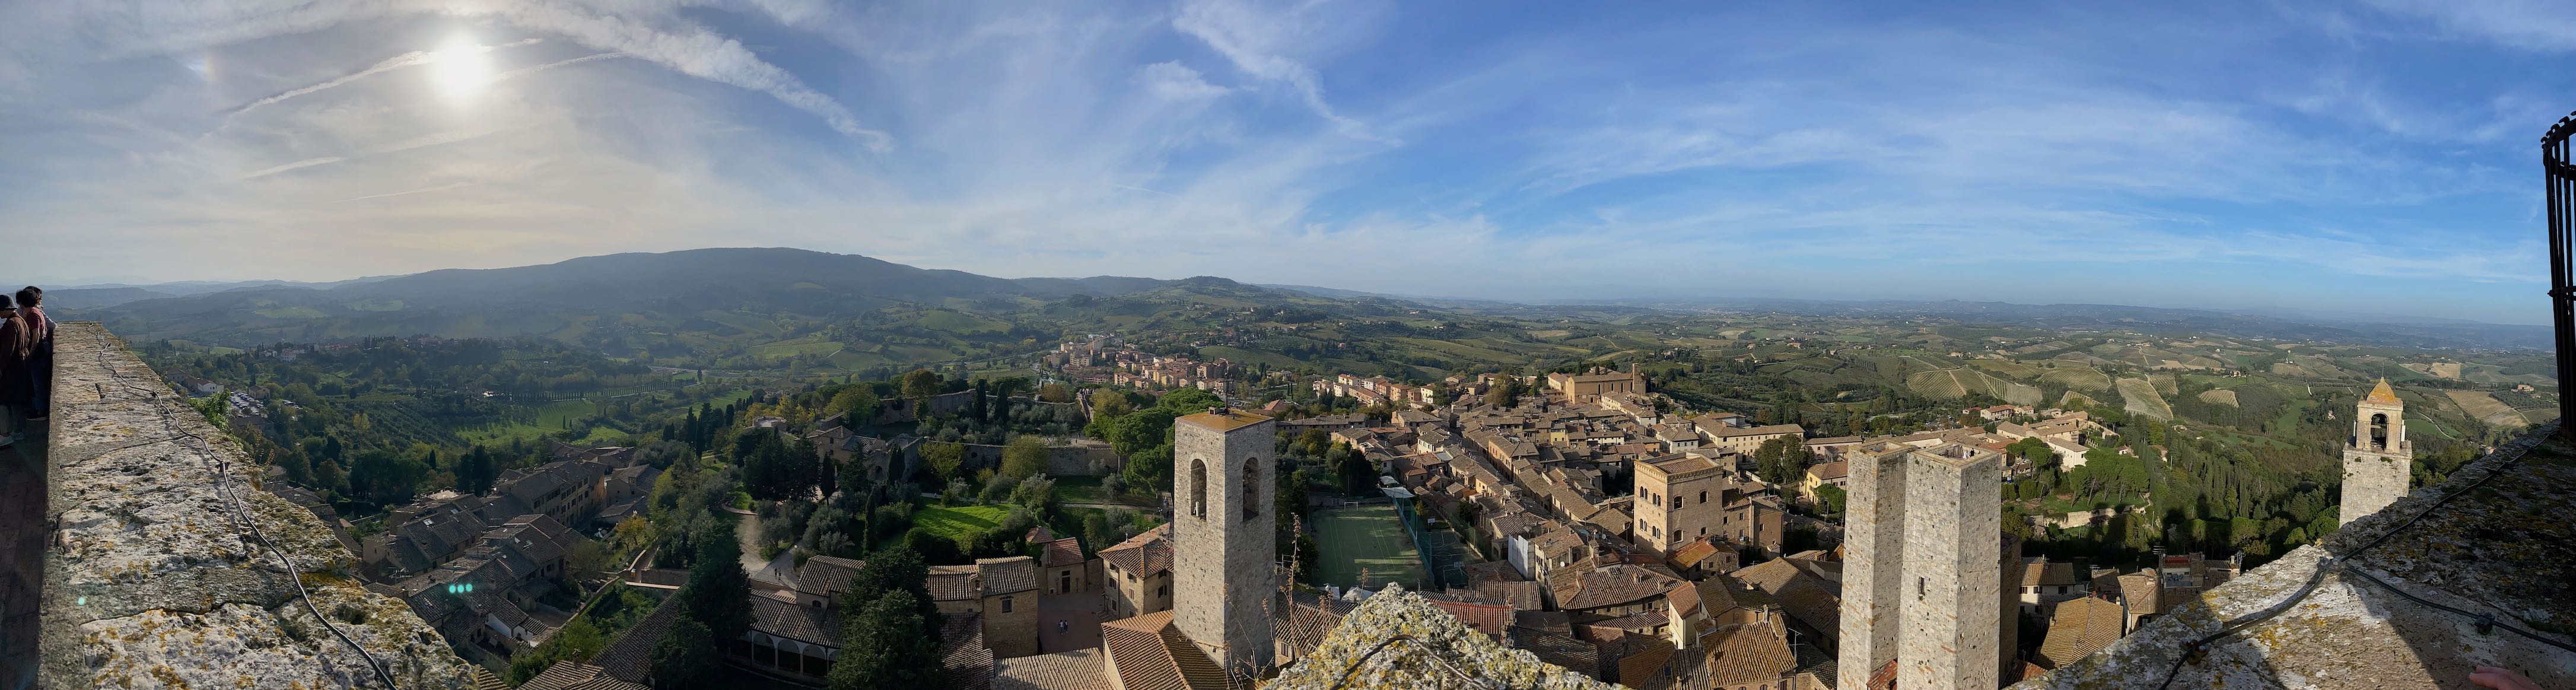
[[1312, 504, 1427, 589]]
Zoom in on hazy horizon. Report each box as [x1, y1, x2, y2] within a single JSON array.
[[4, 1, 2568, 325]]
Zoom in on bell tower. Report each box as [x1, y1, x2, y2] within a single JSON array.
[[1171, 406, 1277, 677], [2340, 380, 2412, 526]]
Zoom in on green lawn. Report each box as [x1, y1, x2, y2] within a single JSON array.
[[1054, 476, 1107, 504], [915, 505, 1012, 541], [1313, 505, 1426, 590]]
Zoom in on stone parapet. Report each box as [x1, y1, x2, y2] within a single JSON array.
[[39, 322, 472, 689], [2014, 421, 2576, 690]]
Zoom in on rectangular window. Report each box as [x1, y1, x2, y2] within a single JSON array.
[[1001, 596, 1013, 613]]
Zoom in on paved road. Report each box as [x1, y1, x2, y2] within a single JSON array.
[[733, 512, 797, 587]]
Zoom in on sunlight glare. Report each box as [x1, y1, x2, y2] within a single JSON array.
[[428, 37, 493, 104]]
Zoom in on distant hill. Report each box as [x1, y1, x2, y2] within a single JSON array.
[[49, 287, 177, 310], [63, 248, 1325, 360]]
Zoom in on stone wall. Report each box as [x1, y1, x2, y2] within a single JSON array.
[[39, 322, 472, 689], [2015, 421, 2576, 690]]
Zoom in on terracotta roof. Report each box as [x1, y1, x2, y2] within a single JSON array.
[[928, 564, 982, 602], [1177, 409, 1273, 433], [1805, 460, 1849, 481], [978, 556, 1039, 595], [1551, 563, 1684, 611], [1770, 574, 1842, 642], [1101, 524, 1173, 577], [794, 555, 866, 597], [1101, 610, 1235, 690], [1704, 622, 1798, 686], [518, 662, 652, 690], [1509, 627, 1602, 679], [1039, 538, 1086, 568], [1612, 637, 1674, 687], [591, 596, 680, 683], [942, 612, 996, 690], [749, 591, 841, 644], [1665, 581, 1702, 618], [2022, 558, 2079, 587], [2038, 596, 2127, 669], [2365, 378, 2402, 405], [1464, 580, 1544, 610], [995, 648, 1105, 690], [1667, 538, 1721, 570], [1427, 598, 1516, 640]]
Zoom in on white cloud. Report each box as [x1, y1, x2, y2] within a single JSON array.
[[1172, 0, 1388, 142], [2358, 0, 2576, 50], [1134, 61, 1230, 100]]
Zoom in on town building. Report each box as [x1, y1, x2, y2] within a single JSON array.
[[1549, 367, 1648, 405]]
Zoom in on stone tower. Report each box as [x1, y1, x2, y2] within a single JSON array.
[[1897, 444, 2003, 690], [1171, 407, 1278, 677], [1839, 441, 2005, 690], [1839, 441, 1910, 690], [2340, 380, 2411, 526]]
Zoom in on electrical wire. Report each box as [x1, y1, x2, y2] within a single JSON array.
[[2153, 430, 2559, 689], [82, 339, 400, 689]]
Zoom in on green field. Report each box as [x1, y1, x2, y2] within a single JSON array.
[[1313, 505, 1426, 590], [915, 505, 1012, 541]]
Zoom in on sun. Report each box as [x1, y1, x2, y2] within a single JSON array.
[[427, 36, 494, 103]]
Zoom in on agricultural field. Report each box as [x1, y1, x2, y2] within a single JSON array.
[[2445, 390, 2531, 430], [2114, 377, 2173, 419]]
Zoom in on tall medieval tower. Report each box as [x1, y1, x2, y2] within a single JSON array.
[[1840, 441, 2009, 690], [2340, 380, 2411, 526], [1172, 407, 1278, 677]]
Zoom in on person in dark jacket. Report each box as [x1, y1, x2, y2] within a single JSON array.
[[0, 293, 30, 446], [16, 287, 46, 421]]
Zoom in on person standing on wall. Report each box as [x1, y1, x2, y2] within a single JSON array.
[[16, 287, 47, 422], [0, 293, 33, 447]]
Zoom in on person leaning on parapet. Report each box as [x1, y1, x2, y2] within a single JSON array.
[[0, 292, 33, 447], [17, 286, 48, 421]]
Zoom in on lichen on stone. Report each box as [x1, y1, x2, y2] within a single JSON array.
[[1267, 584, 1620, 690]]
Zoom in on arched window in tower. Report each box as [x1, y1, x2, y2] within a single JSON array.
[[2370, 414, 2390, 450], [1191, 460, 1208, 519], [1242, 457, 1261, 520]]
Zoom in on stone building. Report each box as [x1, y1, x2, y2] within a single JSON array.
[[2341, 379, 2412, 526], [1169, 407, 1278, 676], [1550, 367, 1648, 404], [1633, 453, 1729, 554], [1839, 441, 2019, 690], [1101, 524, 1174, 619], [925, 557, 1044, 659]]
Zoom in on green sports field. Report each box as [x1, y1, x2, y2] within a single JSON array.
[[1312, 505, 1426, 590]]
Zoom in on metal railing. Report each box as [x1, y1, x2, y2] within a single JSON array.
[[2546, 111, 2576, 442]]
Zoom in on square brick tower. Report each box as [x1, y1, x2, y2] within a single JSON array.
[[1172, 407, 1277, 677], [2340, 379, 2411, 526], [1839, 440, 1911, 690], [1839, 441, 2006, 690], [1898, 444, 2003, 690]]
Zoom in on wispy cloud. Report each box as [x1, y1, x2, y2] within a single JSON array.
[[0, 1, 2554, 323]]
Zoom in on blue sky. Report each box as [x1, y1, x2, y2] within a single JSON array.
[[0, 1, 2567, 323]]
